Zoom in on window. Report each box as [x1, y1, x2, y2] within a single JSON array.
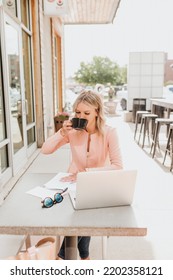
[[5, 22, 24, 154], [0, 47, 9, 173], [22, 30, 35, 125], [20, 0, 30, 29], [22, 30, 36, 146]]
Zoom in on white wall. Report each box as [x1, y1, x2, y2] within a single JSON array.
[[39, 5, 54, 140], [127, 52, 166, 110]]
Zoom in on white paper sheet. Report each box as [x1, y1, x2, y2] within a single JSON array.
[[26, 172, 76, 198], [26, 186, 57, 199], [43, 172, 75, 190]]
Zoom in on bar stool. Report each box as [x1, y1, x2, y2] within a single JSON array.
[[132, 98, 146, 122], [138, 114, 158, 148], [150, 118, 173, 158], [134, 110, 149, 140], [162, 123, 173, 171]]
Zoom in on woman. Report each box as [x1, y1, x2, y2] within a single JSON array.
[[41, 90, 123, 259]]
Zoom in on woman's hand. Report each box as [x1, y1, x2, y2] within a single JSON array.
[[60, 120, 73, 136], [60, 173, 77, 183]]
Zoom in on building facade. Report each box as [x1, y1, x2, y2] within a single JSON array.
[[0, 0, 121, 201], [0, 0, 65, 198], [164, 58, 173, 85]]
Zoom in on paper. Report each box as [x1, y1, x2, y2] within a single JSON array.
[[26, 173, 76, 198], [26, 186, 57, 199], [44, 172, 75, 190]]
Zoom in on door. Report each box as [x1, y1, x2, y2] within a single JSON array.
[[4, 13, 36, 175]]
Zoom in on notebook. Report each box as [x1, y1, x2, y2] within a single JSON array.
[[69, 169, 137, 210]]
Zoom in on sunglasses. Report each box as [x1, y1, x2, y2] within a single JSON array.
[[41, 187, 68, 208]]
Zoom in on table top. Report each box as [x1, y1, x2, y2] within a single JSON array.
[[0, 173, 147, 237], [150, 98, 173, 109]]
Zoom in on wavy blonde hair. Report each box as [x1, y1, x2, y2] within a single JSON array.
[[73, 90, 106, 135]]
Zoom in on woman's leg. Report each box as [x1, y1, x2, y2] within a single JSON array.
[[58, 238, 65, 259], [58, 236, 91, 260], [78, 236, 91, 259]]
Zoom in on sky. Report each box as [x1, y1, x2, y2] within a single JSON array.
[[64, 0, 173, 77]]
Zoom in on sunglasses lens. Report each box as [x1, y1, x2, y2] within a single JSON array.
[[43, 197, 54, 208], [54, 193, 63, 203]]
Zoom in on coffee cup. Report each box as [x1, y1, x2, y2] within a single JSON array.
[[71, 118, 88, 130]]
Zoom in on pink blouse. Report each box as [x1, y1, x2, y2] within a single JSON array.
[[41, 125, 123, 173]]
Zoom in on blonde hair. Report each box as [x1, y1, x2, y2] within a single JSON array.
[[73, 90, 106, 135]]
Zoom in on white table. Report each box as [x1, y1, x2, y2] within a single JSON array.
[[0, 173, 147, 259], [150, 98, 173, 117]]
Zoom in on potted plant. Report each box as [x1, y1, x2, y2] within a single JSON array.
[[108, 86, 115, 101], [54, 111, 70, 132]]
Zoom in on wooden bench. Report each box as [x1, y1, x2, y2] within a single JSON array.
[[0, 235, 28, 259]]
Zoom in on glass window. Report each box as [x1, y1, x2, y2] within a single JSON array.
[[5, 22, 24, 154], [27, 127, 35, 147], [0, 50, 8, 173], [20, 0, 30, 29], [53, 36, 59, 113], [3, 0, 17, 17], [22, 30, 35, 125], [0, 53, 6, 142], [0, 146, 8, 174]]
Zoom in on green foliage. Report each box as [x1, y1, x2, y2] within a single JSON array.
[[74, 56, 127, 86]]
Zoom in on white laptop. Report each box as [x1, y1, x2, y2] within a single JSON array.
[[69, 169, 137, 210]]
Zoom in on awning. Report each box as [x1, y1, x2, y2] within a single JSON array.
[[62, 0, 121, 25]]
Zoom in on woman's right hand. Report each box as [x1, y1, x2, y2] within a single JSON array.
[[60, 119, 73, 136]]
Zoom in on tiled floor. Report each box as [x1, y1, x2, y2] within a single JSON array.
[[6, 112, 173, 259]]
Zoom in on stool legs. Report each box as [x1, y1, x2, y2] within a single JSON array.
[[170, 147, 173, 172], [134, 111, 149, 140], [150, 123, 160, 158], [171, 127, 173, 171], [142, 117, 149, 148], [138, 118, 144, 145], [163, 128, 173, 171], [138, 116, 155, 148], [134, 114, 140, 140]]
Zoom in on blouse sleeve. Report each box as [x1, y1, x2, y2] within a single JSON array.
[[41, 130, 69, 154], [108, 127, 123, 170]]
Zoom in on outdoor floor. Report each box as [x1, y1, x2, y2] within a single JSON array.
[[6, 110, 173, 259]]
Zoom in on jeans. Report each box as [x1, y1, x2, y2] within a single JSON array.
[[58, 236, 91, 259]]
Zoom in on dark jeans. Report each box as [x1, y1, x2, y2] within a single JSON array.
[[58, 236, 91, 259]]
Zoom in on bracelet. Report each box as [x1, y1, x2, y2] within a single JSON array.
[[60, 128, 66, 137]]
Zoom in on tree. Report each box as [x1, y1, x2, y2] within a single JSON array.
[[74, 56, 127, 85], [120, 66, 127, 84]]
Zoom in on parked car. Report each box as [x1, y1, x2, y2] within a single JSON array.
[[85, 86, 93, 91], [10, 87, 21, 107], [74, 86, 84, 94], [66, 89, 78, 105], [116, 84, 128, 110], [163, 85, 173, 98]]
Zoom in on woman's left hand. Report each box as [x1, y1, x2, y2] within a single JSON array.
[[60, 173, 77, 182]]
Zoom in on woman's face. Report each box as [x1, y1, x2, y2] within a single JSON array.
[[75, 102, 98, 129]]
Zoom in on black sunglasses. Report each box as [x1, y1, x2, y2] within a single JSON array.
[[41, 187, 68, 208]]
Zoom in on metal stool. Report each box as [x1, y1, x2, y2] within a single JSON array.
[[138, 114, 158, 148], [132, 98, 146, 122], [134, 110, 149, 140], [150, 118, 173, 158], [163, 123, 173, 171]]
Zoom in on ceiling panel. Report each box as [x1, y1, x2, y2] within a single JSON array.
[[62, 0, 121, 25]]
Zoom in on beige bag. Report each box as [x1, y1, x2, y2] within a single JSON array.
[[8, 237, 56, 260]]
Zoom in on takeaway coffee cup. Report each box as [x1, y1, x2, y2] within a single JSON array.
[[71, 118, 88, 130]]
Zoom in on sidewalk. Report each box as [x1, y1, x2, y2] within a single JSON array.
[[10, 113, 173, 259]]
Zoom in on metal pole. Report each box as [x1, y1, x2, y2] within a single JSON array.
[[65, 236, 78, 260]]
